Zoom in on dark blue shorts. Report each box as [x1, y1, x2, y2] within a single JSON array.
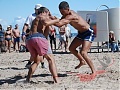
[[5, 38, 12, 41], [76, 28, 95, 42], [14, 37, 20, 42]]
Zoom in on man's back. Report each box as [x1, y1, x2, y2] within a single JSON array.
[[30, 15, 46, 34], [31, 12, 59, 38]]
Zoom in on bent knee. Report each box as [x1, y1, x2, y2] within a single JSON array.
[[44, 54, 53, 61], [33, 56, 41, 64], [80, 51, 87, 57]]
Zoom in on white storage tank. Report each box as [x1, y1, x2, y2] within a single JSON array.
[[102, 8, 120, 41]]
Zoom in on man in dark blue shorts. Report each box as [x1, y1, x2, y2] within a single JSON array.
[[54, 1, 96, 77]]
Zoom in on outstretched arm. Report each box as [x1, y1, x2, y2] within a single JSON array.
[[40, 16, 60, 26], [54, 15, 77, 27]]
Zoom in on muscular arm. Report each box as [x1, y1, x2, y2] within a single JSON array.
[[40, 16, 59, 26], [22, 23, 29, 33], [54, 15, 77, 27]]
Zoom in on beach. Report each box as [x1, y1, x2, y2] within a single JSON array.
[[0, 39, 119, 90]]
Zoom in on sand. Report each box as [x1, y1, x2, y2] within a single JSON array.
[[0, 39, 119, 90]]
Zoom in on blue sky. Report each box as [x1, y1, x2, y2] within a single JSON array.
[[0, 0, 119, 33]]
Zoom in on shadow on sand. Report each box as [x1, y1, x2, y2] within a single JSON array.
[[0, 73, 67, 85]]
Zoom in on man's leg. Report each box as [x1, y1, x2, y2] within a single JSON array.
[[44, 54, 59, 83], [50, 39, 53, 50], [26, 55, 43, 82], [25, 55, 45, 68], [13, 41, 16, 51], [17, 40, 20, 51], [69, 37, 86, 69], [64, 40, 67, 52], [53, 38, 56, 51], [66, 36, 68, 49], [80, 40, 96, 74]]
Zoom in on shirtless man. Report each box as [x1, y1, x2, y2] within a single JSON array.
[[22, 4, 45, 68], [25, 7, 59, 83], [12, 24, 20, 51], [55, 1, 96, 75]]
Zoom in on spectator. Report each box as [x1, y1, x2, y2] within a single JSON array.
[[0, 24, 6, 52], [12, 24, 21, 51], [0, 24, 5, 42], [109, 31, 119, 52], [65, 24, 71, 49], [58, 25, 67, 52], [49, 25, 56, 51], [5, 26, 12, 53]]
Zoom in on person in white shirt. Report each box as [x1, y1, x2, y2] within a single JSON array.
[[22, 4, 46, 68], [65, 24, 71, 49], [22, 4, 42, 41]]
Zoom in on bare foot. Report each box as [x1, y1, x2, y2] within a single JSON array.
[[90, 72, 97, 79], [53, 76, 60, 83], [75, 61, 86, 69]]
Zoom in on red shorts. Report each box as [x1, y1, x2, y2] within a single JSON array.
[[26, 37, 48, 57]]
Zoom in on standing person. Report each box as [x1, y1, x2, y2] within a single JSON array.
[[49, 25, 56, 51], [0, 24, 5, 44], [65, 24, 71, 49], [22, 4, 45, 68], [12, 24, 21, 51], [0, 24, 6, 52], [5, 26, 12, 53], [58, 25, 67, 52], [55, 1, 96, 75], [109, 31, 119, 52], [9, 25, 14, 48], [25, 7, 60, 83]]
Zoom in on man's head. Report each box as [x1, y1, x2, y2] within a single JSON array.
[[34, 4, 42, 15], [15, 24, 18, 29], [38, 7, 49, 15], [9, 25, 12, 29], [59, 1, 70, 16]]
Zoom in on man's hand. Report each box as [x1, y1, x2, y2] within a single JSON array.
[[50, 16, 58, 20]]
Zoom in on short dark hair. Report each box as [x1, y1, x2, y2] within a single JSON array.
[[59, 1, 69, 9], [38, 7, 49, 14]]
